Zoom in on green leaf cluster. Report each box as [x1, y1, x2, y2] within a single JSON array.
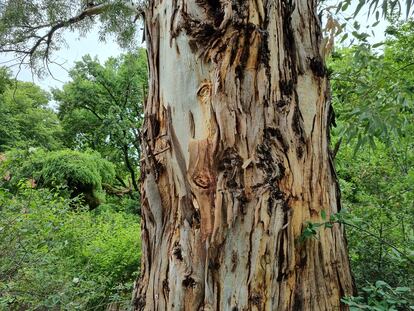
[[1, 148, 116, 208], [0, 186, 141, 310], [53, 49, 147, 193], [329, 21, 414, 151], [342, 281, 413, 310], [0, 77, 63, 152]]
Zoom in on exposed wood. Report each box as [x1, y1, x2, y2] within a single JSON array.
[[133, 1, 354, 310]]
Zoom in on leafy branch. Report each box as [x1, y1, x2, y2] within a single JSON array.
[[0, 0, 146, 74], [299, 210, 414, 264]]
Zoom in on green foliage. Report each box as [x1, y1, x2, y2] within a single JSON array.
[[0, 67, 11, 94], [342, 281, 413, 310], [1, 148, 116, 208], [53, 49, 147, 192], [0, 80, 63, 152], [336, 140, 414, 288], [329, 21, 414, 151], [329, 21, 414, 290], [333, 0, 414, 19], [0, 186, 141, 310]]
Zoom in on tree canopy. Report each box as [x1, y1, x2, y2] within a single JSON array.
[[0, 76, 63, 151], [329, 20, 414, 150], [53, 49, 147, 193]]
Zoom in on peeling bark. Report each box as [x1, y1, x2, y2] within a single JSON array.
[[133, 1, 354, 310]]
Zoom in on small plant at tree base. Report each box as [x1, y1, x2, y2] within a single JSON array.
[[342, 281, 413, 311]]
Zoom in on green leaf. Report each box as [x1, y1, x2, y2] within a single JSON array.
[[407, 0, 413, 18], [354, 0, 366, 17]]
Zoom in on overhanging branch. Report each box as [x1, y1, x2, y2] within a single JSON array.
[[0, 0, 147, 72]]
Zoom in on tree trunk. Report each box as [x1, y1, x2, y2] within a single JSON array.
[[133, 1, 354, 310]]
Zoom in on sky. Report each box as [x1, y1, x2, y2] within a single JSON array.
[[0, 2, 393, 93], [0, 24, 126, 91]]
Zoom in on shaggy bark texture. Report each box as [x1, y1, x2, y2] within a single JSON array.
[[133, 1, 354, 310]]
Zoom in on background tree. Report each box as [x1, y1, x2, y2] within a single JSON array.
[[329, 20, 414, 290], [53, 49, 147, 194], [0, 67, 11, 93], [0, 0, 144, 74], [0, 78, 63, 151], [0, 74, 143, 309]]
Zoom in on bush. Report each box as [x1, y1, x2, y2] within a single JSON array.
[[1, 148, 116, 208], [0, 186, 140, 310], [342, 281, 413, 311]]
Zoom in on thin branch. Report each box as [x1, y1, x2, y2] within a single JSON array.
[[29, 4, 111, 61], [344, 221, 414, 264]]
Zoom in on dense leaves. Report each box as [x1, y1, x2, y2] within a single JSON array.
[[0, 51, 144, 309], [329, 20, 414, 310], [342, 281, 413, 310], [337, 141, 414, 288], [0, 148, 116, 209], [329, 20, 414, 150], [0, 78, 63, 152], [0, 187, 140, 310], [53, 49, 147, 193]]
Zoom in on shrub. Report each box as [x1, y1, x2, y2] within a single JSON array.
[[1, 148, 116, 208], [342, 281, 413, 311], [0, 186, 140, 310]]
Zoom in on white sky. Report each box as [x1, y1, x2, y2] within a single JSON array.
[[0, 2, 395, 92], [0, 24, 125, 91]]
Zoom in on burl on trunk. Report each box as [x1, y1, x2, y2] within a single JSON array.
[[133, 1, 354, 310]]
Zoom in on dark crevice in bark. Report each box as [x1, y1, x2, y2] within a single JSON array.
[[173, 242, 183, 261], [280, 79, 294, 96], [281, 1, 298, 83], [277, 231, 286, 282], [148, 114, 160, 138], [216, 149, 244, 200], [231, 0, 249, 21], [231, 251, 238, 273], [292, 286, 303, 311], [133, 295, 146, 311], [162, 278, 170, 301], [261, 1, 272, 88], [265, 127, 289, 153], [180, 11, 221, 55], [276, 99, 289, 109], [197, 0, 224, 26], [291, 102, 306, 144], [182, 275, 196, 288], [234, 23, 259, 81], [309, 56, 327, 77], [296, 145, 304, 159], [250, 292, 263, 307]]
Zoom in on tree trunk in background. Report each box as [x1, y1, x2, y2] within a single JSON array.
[[133, 1, 354, 310]]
